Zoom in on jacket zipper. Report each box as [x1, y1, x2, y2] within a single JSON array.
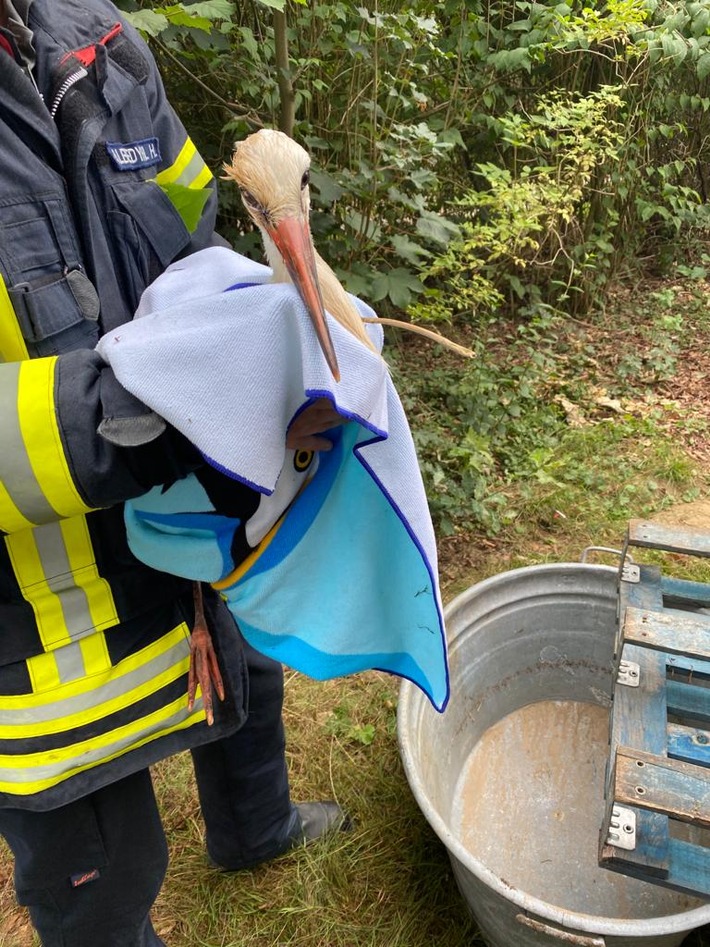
[[49, 65, 88, 119]]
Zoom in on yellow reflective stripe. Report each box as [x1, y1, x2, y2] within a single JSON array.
[[0, 652, 190, 740], [5, 529, 70, 649], [3, 623, 190, 711], [0, 362, 60, 531], [17, 359, 94, 519], [0, 276, 29, 362], [155, 136, 213, 188], [79, 632, 111, 677], [60, 516, 118, 633], [0, 695, 205, 795], [155, 137, 193, 184], [3, 647, 187, 739], [192, 163, 213, 189], [26, 651, 61, 692]]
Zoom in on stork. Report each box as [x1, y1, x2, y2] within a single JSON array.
[[187, 129, 472, 723], [187, 129, 378, 725]]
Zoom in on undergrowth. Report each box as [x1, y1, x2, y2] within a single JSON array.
[[392, 271, 710, 551]]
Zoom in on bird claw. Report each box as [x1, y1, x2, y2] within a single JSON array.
[[188, 586, 225, 726]]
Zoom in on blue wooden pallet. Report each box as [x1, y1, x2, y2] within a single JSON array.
[[599, 519, 710, 899]]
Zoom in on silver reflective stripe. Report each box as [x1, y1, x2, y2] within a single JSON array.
[[34, 522, 94, 640], [53, 640, 86, 684], [0, 699, 201, 784], [0, 638, 189, 725], [0, 362, 57, 525], [173, 148, 206, 187]]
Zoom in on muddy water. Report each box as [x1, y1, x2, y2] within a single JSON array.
[[451, 699, 701, 918]]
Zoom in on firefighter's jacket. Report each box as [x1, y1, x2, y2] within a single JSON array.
[[0, 0, 247, 810]]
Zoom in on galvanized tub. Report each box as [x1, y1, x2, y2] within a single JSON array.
[[397, 563, 710, 947]]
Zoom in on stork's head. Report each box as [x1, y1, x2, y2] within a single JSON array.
[[223, 129, 340, 381]]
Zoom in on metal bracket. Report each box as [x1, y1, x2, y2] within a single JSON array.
[[605, 804, 637, 850], [621, 563, 640, 583], [616, 659, 640, 687]]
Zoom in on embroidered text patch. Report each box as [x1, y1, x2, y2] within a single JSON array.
[[106, 138, 161, 171], [70, 867, 101, 888]]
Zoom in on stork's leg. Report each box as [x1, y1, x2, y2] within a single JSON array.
[[188, 581, 225, 726]]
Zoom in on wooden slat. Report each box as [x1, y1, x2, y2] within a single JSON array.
[[627, 519, 710, 558], [623, 606, 710, 659], [604, 836, 710, 899], [666, 654, 710, 680], [614, 747, 710, 828], [601, 564, 670, 876], [661, 576, 710, 609], [667, 679, 710, 728], [601, 533, 710, 898], [667, 722, 710, 768]]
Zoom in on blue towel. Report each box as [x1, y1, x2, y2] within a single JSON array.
[[97, 247, 449, 711]]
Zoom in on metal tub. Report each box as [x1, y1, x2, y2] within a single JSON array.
[[397, 564, 710, 947]]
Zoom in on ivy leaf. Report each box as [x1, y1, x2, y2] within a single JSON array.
[[255, 0, 285, 9], [698, 51, 710, 82]]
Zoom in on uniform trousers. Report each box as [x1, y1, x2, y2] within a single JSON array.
[[0, 641, 298, 947]]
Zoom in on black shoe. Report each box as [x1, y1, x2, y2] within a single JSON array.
[[290, 800, 352, 846], [208, 801, 352, 872]]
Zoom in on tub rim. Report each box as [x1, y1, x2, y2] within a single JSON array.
[[397, 562, 710, 936]]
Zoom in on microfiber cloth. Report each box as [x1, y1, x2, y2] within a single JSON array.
[[96, 246, 449, 711]]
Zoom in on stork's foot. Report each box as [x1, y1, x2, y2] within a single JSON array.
[[188, 583, 225, 726]]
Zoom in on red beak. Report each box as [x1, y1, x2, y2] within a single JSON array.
[[266, 217, 341, 382]]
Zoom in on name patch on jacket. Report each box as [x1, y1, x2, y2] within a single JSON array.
[[106, 138, 161, 171]]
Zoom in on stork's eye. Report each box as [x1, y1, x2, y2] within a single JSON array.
[[240, 189, 261, 211], [300, 170, 310, 190]]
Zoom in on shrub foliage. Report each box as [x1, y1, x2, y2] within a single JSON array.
[[114, 0, 710, 534]]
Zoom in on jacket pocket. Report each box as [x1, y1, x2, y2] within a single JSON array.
[[8, 267, 100, 356], [107, 179, 192, 299], [0, 195, 100, 357]]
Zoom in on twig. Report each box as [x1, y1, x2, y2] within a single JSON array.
[[362, 317, 475, 358]]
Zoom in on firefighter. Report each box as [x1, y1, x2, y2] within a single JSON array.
[[0, 2, 345, 944]]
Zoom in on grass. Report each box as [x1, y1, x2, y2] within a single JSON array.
[[149, 672, 483, 947], [1, 272, 710, 946]]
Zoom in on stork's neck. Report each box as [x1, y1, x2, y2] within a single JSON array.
[[261, 230, 291, 285]]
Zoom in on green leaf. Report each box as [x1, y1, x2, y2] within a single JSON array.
[[310, 169, 345, 204], [390, 235, 431, 266], [370, 268, 424, 308], [416, 211, 461, 246], [698, 51, 710, 81], [343, 209, 381, 242], [188, 1, 235, 19], [166, 11, 212, 31], [255, 0, 285, 9], [123, 10, 169, 36]]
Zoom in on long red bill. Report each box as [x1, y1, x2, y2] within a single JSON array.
[[267, 217, 341, 382]]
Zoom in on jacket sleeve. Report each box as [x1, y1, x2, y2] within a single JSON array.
[[0, 351, 201, 534]]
